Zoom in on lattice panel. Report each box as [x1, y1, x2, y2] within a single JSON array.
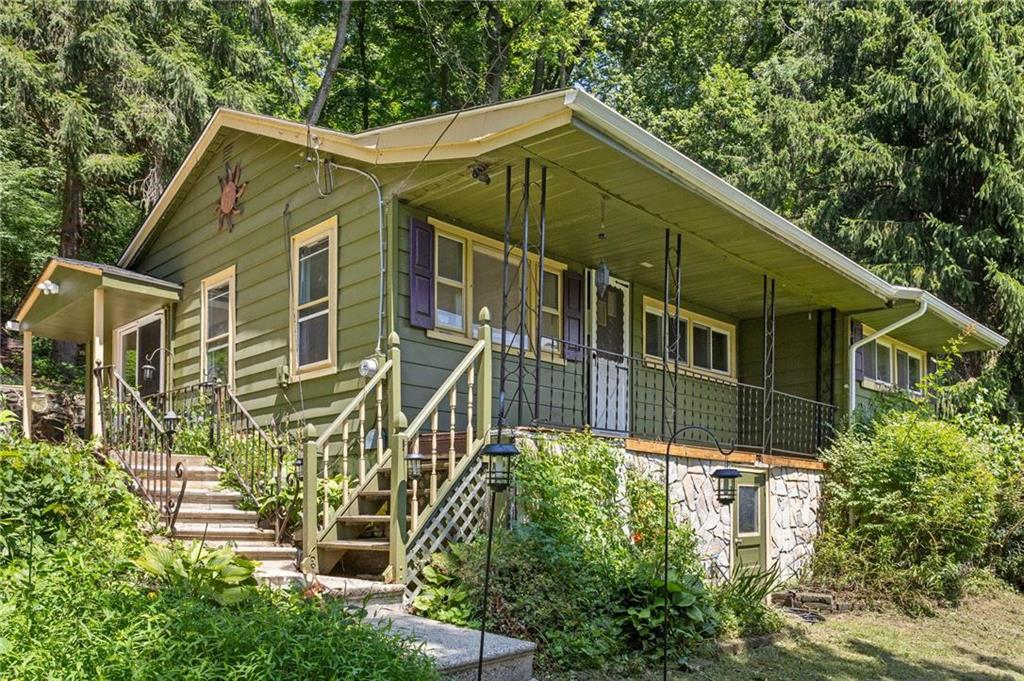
[[405, 449, 489, 602]]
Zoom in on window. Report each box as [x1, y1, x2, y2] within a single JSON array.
[[859, 324, 927, 394], [642, 296, 732, 376], [430, 220, 564, 358], [737, 485, 760, 535], [436, 234, 465, 331], [201, 267, 234, 386], [291, 217, 337, 378], [644, 309, 687, 363]]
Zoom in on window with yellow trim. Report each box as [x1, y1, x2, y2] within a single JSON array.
[[201, 267, 234, 386], [642, 296, 734, 377], [290, 217, 337, 377], [860, 325, 926, 394], [431, 220, 564, 357]]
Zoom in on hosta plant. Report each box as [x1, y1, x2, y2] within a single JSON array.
[[135, 540, 259, 606]]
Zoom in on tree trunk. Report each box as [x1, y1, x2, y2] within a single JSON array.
[[306, 0, 353, 126], [54, 164, 84, 368], [357, 0, 369, 129], [484, 3, 509, 102], [531, 52, 546, 94]]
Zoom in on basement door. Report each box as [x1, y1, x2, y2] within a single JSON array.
[[732, 472, 767, 573], [588, 272, 630, 435]]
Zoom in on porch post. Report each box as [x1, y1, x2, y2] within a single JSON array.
[[91, 287, 105, 437], [21, 331, 32, 439], [387, 332, 408, 582], [761, 276, 776, 455]]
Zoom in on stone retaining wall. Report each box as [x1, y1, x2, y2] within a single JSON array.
[[0, 384, 85, 441]]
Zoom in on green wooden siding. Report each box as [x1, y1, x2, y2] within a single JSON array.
[[132, 130, 386, 433]]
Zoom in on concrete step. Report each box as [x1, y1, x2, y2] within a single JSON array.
[[136, 464, 222, 482], [204, 541, 298, 561], [255, 566, 405, 608], [175, 505, 259, 523], [320, 539, 390, 553], [367, 609, 536, 681], [155, 487, 243, 505], [173, 522, 274, 542]]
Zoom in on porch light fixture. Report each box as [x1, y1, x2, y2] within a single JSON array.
[[711, 467, 742, 506], [164, 409, 179, 448], [483, 442, 518, 491], [595, 261, 611, 299], [142, 347, 175, 383], [37, 280, 59, 296], [406, 448, 426, 482]]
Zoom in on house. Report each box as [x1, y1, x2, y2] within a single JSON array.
[[8, 89, 1006, 591]]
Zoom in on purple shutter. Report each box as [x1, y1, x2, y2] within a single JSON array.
[[409, 217, 435, 329], [851, 320, 865, 380], [562, 270, 584, 360]]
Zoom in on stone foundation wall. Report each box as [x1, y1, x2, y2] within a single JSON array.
[[514, 432, 823, 581], [0, 385, 86, 441]]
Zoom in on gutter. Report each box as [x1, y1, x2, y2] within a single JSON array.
[[847, 301, 928, 415]]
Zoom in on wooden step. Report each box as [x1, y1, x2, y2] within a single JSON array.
[[359, 490, 426, 499], [336, 515, 412, 524], [319, 539, 390, 552]]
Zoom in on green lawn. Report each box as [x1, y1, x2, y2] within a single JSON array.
[[544, 589, 1024, 681]]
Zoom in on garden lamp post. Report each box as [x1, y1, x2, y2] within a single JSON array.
[[477, 441, 519, 681], [661, 426, 734, 681]]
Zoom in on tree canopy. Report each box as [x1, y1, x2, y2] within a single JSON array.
[[2, 0, 1023, 410]]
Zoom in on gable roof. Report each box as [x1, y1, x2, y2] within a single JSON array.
[[117, 88, 1007, 351]]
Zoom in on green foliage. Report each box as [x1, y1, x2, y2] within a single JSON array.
[[618, 568, 718, 657], [411, 554, 474, 627], [0, 435, 440, 681], [713, 565, 785, 638], [134, 541, 259, 607], [813, 410, 999, 609], [414, 432, 717, 672]]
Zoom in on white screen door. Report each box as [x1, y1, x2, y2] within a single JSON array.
[[589, 272, 630, 434]]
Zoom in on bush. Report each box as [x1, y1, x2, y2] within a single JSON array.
[[0, 431, 440, 681], [713, 565, 784, 638], [413, 431, 717, 671], [812, 410, 998, 609]]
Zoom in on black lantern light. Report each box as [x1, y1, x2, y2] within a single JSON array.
[[142, 364, 157, 382], [406, 448, 427, 482], [164, 409, 179, 448], [483, 442, 518, 491], [711, 467, 742, 505]]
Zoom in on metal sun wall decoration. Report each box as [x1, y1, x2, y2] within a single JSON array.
[[216, 163, 247, 231]]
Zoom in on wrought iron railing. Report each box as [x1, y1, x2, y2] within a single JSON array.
[[94, 366, 187, 532], [149, 381, 294, 543], [528, 339, 837, 456]]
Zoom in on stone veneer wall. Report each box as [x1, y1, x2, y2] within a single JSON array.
[[514, 432, 823, 581]]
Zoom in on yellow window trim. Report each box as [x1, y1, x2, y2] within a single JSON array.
[[429, 217, 566, 364], [290, 216, 338, 380], [859, 324, 927, 394], [200, 265, 236, 388], [641, 295, 737, 379]]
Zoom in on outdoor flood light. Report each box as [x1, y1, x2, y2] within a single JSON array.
[[711, 467, 742, 505], [483, 442, 518, 491]]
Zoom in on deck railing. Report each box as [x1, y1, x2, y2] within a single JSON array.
[[530, 339, 837, 457]]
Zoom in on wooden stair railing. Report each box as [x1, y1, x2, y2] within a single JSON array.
[[398, 308, 493, 588], [94, 366, 187, 533], [300, 341, 396, 574]]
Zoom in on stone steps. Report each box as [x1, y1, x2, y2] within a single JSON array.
[[173, 522, 275, 542], [175, 505, 259, 523]]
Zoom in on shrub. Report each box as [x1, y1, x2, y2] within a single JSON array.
[[812, 410, 998, 608], [713, 565, 784, 638], [414, 431, 716, 671], [0, 434, 440, 681]]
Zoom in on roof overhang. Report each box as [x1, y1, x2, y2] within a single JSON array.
[[13, 258, 181, 343], [113, 88, 1005, 352]]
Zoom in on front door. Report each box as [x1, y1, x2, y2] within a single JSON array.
[[732, 472, 767, 573], [114, 311, 165, 397], [589, 272, 630, 434]]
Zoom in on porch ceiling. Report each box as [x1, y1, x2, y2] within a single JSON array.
[[14, 258, 180, 343], [400, 125, 888, 321]]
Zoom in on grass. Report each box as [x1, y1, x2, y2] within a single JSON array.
[[542, 588, 1024, 681]]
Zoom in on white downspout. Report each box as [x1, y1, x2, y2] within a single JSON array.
[[848, 301, 928, 415]]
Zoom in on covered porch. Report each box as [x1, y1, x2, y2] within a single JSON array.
[[9, 257, 181, 438]]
